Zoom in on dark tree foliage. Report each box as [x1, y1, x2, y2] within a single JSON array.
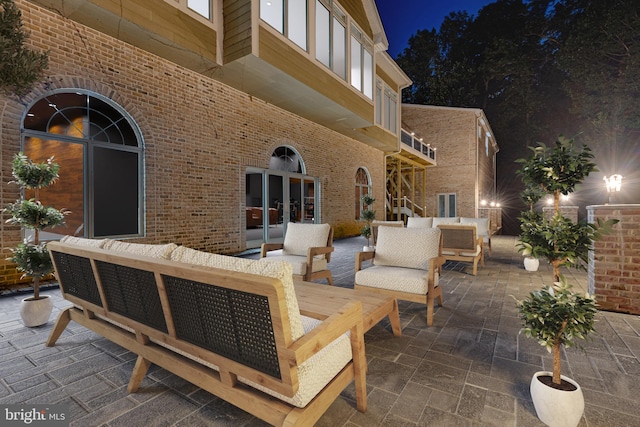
[[0, 0, 49, 97], [395, 0, 640, 234]]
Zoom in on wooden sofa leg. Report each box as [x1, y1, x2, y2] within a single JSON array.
[[128, 355, 152, 393], [46, 307, 72, 347]]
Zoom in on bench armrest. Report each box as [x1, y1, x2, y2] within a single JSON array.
[[286, 301, 367, 411]]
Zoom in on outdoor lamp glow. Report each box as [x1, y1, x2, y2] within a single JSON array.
[[604, 174, 623, 193]]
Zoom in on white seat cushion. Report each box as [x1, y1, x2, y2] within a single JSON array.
[[406, 217, 433, 228], [281, 223, 331, 256], [356, 265, 437, 294], [442, 245, 481, 257], [374, 226, 440, 270], [261, 252, 328, 275], [169, 246, 304, 340]]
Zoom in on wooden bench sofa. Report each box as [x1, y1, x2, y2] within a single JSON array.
[[46, 237, 367, 426]]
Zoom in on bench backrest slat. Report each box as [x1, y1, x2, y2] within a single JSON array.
[[163, 274, 281, 379]]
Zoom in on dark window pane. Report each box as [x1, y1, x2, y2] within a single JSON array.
[[92, 147, 139, 236]]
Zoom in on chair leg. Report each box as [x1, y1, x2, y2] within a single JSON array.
[[426, 296, 434, 326]]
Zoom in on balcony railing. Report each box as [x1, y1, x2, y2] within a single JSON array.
[[401, 129, 436, 162]]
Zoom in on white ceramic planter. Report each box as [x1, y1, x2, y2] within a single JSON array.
[[20, 295, 53, 327], [524, 257, 540, 272], [363, 246, 375, 252], [530, 371, 584, 427]]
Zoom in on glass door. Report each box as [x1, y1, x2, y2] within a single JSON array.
[[245, 169, 319, 249]]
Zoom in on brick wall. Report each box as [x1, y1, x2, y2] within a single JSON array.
[[401, 105, 498, 218], [587, 204, 640, 314], [0, 0, 383, 287]]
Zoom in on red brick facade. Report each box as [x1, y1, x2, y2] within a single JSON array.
[[0, 0, 384, 287], [588, 204, 640, 314]]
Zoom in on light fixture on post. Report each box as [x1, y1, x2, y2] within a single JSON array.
[[603, 174, 623, 204]]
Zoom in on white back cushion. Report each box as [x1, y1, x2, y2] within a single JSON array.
[[460, 217, 490, 237], [374, 226, 441, 270], [406, 217, 433, 228], [170, 246, 304, 340], [102, 240, 177, 259], [60, 235, 107, 248], [282, 223, 331, 256], [432, 217, 460, 227]]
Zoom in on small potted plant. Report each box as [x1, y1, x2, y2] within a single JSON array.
[[4, 153, 67, 327], [515, 275, 597, 427], [518, 185, 545, 271], [359, 194, 376, 251]]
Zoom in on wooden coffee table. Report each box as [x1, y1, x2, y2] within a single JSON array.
[[294, 281, 402, 336]]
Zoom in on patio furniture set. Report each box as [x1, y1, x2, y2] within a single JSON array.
[[45, 219, 488, 426]]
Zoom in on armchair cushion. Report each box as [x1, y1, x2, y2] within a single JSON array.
[[282, 222, 331, 256], [374, 227, 440, 270], [263, 252, 328, 275], [406, 217, 433, 228], [460, 217, 490, 238], [355, 265, 435, 294]]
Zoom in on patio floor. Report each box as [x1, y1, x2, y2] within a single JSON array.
[[1, 235, 639, 426]]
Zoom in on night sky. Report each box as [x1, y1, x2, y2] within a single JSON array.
[[375, 0, 494, 58]]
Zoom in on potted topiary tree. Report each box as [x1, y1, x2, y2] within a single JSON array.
[[514, 135, 617, 426], [359, 194, 376, 251], [4, 153, 67, 327], [515, 275, 597, 427]]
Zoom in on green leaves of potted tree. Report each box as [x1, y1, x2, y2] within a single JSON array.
[[4, 153, 67, 327], [514, 136, 617, 426], [360, 194, 376, 251]]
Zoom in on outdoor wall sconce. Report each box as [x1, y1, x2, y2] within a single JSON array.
[[603, 174, 623, 204]]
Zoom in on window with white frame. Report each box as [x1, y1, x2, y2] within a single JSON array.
[[261, 0, 308, 51], [375, 79, 398, 133], [350, 24, 373, 98], [438, 193, 457, 218], [315, 0, 347, 79], [187, 0, 211, 19]]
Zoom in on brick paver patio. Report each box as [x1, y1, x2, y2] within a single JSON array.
[[1, 235, 639, 426]]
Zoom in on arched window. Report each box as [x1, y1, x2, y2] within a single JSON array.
[[21, 90, 144, 238], [269, 145, 305, 173], [355, 167, 371, 220]]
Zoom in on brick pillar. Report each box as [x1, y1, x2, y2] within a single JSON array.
[[587, 204, 640, 314], [543, 205, 578, 222]]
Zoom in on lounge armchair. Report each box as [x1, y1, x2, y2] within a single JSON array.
[[260, 222, 335, 285], [460, 217, 492, 255], [437, 224, 484, 275], [354, 226, 445, 327]]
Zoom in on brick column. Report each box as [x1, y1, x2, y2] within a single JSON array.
[[587, 204, 640, 314], [543, 205, 578, 222]]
